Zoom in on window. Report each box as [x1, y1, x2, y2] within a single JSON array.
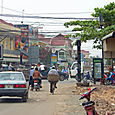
[[59, 51, 64, 59], [0, 73, 25, 81]]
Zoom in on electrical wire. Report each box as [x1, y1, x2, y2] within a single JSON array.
[[5, 20, 65, 24], [0, 13, 97, 20], [0, 5, 93, 15]]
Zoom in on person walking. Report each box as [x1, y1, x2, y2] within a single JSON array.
[[48, 66, 59, 93]]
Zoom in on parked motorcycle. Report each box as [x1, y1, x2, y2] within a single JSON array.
[[79, 88, 98, 115], [104, 71, 115, 85]]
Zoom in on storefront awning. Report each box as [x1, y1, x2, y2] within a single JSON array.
[[102, 31, 115, 58], [0, 19, 21, 36], [2, 58, 28, 63]]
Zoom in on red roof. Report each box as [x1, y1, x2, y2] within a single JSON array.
[[39, 38, 51, 44], [0, 19, 13, 26], [38, 34, 72, 46], [51, 34, 66, 46]]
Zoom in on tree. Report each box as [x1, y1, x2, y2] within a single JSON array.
[[64, 2, 115, 49]]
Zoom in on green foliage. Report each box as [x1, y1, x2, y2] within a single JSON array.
[[64, 2, 115, 49]]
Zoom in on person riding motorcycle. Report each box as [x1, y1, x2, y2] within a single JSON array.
[[48, 66, 59, 93], [31, 67, 42, 90], [62, 67, 68, 73], [29, 66, 35, 86]]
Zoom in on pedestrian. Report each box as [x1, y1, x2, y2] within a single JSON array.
[[9, 63, 15, 71], [86, 71, 90, 79], [48, 66, 59, 93]]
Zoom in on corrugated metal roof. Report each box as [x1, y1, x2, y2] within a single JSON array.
[[102, 31, 115, 40]]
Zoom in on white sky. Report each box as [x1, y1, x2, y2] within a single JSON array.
[[2, 0, 115, 14], [1, 0, 115, 57]]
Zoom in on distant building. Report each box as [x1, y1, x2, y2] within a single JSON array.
[[39, 33, 73, 66], [0, 19, 23, 64]]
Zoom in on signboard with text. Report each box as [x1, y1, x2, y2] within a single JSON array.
[[51, 54, 57, 63], [93, 58, 103, 80]]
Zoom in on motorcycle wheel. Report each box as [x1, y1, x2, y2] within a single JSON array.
[[104, 79, 112, 85], [60, 75, 64, 81]]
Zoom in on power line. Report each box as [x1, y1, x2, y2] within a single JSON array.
[[39, 31, 75, 33], [0, 13, 97, 20], [5, 20, 65, 24], [25, 12, 93, 15], [0, 6, 93, 15]]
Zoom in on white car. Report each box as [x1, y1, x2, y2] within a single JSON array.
[[0, 71, 28, 102], [70, 62, 84, 79]]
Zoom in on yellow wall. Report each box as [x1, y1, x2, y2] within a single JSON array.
[[0, 36, 15, 50]]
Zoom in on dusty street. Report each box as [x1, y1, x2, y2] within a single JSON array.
[[0, 79, 85, 115]]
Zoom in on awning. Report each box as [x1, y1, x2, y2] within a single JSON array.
[[0, 19, 21, 36], [102, 31, 115, 41], [102, 31, 115, 58], [2, 58, 28, 63]]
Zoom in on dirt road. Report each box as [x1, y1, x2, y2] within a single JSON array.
[[0, 79, 85, 115]]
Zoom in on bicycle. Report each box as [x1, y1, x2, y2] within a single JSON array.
[[50, 81, 57, 94], [79, 87, 98, 115]]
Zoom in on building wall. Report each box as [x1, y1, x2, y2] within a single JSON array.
[[0, 36, 15, 50], [103, 37, 115, 52]]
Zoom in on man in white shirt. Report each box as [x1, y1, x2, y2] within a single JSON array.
[[29, 66, 35, 86], [40, 64, 45, 71]]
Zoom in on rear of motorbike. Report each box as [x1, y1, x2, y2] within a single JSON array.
[[79, 88, 98, 115], [82, 101, 98, 115], [33, 79, 40, 91]]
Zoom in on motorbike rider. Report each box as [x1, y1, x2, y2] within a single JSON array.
[[32, 67, 42, 90], [29, 66, 35, 87], [48, 66, 59, 93], [62, 67, 68, 73]]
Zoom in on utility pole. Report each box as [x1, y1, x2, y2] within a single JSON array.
[[77, 40, 81, 82], [99, 14, 104, 84]]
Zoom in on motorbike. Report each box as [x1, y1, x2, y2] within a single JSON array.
[[33, 79, 41, 91], [79, 88, 98, 115], [104, 71, 115, 85]]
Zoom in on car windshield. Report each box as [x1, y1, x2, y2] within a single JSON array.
[[0, 73, 25, 81]]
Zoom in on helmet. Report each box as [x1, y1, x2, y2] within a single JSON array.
[[52, 66, 55, 69], [31, 66, 34, 69]]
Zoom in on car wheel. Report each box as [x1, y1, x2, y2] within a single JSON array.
[[60, 75, 64, 81], [22, 93, 28, 102]]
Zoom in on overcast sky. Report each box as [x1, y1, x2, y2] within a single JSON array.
[[1, 0, 115, 57], [2, 0, 115, 14]]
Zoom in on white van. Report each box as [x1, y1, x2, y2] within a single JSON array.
[[70, 62, 84, 78]]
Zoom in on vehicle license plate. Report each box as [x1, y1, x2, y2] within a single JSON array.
[[5, 84, 13, 88], [34, 83, 37, 85]]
